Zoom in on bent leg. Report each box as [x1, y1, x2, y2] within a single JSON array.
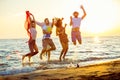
[[31, 42, 39, 56], [59, 49, 64, 61], [40, 48, 47, 60], [76, 31, 82, 44], [40, 39, 48, 60], [22, 40, 34, 62], [47, 39, 56, 52], [47, 51, 51, 62], [62, 42, 69, 60], [71, 31, 76, 45]]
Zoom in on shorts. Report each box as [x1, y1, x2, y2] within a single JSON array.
[[42, 38, 55, 50], [28, 40, 35, 53], [71, 31, 82, 42]]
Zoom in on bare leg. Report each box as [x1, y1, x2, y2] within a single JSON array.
[[28, 56, 31, 62], [63, 48, 68, 60], [47, 39, 56, 52], [22, 52, 31, 61], [78, 40, 82, 44], [73, 42, 76, 45], [59, 49, 64, 61], [34, 43, 39, 53], [22, 55, 26, 61], [47, 47, 56, 52], [27, 40, 34, 62], [40, 49, 46, 60], [48, 51, 51, 62], [31, 43, 39, 56]]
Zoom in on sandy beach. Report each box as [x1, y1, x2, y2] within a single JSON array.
[[0, 59, 120, 80]]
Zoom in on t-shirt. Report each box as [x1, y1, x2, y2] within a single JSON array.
[[42, 25, 52, 39], [72, 17, 81, 28], [30, 28, 37, 40], [36, 21, 52, 39], [43, 25, 52, 33]]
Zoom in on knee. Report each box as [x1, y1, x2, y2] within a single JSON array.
[[52, 46, 56, 50], [36, 51, 39, 53], [64, 47, 68, 51]]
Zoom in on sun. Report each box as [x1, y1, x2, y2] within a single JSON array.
[[81, 0, 118, 35]]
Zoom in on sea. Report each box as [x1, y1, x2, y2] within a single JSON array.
[[0, 36, 120, 75]]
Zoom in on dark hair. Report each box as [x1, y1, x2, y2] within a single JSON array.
[[44, 18, 49, 22], [31, 21, 35, 23], [73, 11, 79, 15]]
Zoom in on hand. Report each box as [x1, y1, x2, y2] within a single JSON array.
[[65, 24, 67, 27], [61, 17, 64, 20], [52, 18, 54, 22], [80, 5, 84, 9], [30, 13, 33, 16], [70, 16, 72, 19]]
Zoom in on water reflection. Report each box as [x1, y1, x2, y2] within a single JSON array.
[[93, 36, 101, 43]]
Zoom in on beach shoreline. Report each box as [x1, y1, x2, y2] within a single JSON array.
[[0, 59, 120, 80]]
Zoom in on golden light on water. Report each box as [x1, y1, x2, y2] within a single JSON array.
[[94, 36, 100, 43]]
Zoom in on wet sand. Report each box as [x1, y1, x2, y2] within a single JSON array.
[[0, 59, 120, 80]]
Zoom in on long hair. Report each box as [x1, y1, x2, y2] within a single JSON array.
[[55, 19, 62, 28]]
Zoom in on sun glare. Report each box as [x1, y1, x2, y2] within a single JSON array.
[[82, 0, 118, 35], [0, 0, 120, 39], [93, 36, 101, 43]]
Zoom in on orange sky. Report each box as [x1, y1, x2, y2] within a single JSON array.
[[0, 0, 120, 39]]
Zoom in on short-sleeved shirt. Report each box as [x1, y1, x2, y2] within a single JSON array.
[[36, 21, 52, 39], [72, 17, 81, 28]]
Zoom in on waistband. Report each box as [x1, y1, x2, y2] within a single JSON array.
[[72, 27, 79, 31]]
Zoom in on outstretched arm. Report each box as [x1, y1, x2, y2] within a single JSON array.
[[81, 5, 87, 20]]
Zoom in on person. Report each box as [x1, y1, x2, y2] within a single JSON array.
[[55, 18, 69, 61], [22, 11, 39, 62], [36, 18, 56, 62], [70, 5, 86, 45]]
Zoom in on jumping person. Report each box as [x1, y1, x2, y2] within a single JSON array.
[[70, 5, 87, 45], [36, 18, 56, 62], [55, 18, 69, 61], [22, 11, 39, 62]]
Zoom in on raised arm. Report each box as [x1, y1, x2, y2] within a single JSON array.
[[30, 13, 35, 21], [51, 18, 55, 27], [70, 16, 73, 26], [30, 13, 36, 27], [25, 11, 32, 37], [81, 5, 87, 20]]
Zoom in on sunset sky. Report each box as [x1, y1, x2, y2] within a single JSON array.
[[0, 0, 120, 39]]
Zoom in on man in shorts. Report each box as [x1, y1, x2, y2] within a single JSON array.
[[36, 18, 56, 61]]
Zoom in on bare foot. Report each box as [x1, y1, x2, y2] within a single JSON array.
[[22, 55, 25, 61], [73, 42, 76, 45], [59, 57, 62, 62], [63, 57, 66, 61], [40, 54, 43, 60]]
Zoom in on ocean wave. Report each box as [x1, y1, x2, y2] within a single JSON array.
[[0, 66, 36, 76]]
